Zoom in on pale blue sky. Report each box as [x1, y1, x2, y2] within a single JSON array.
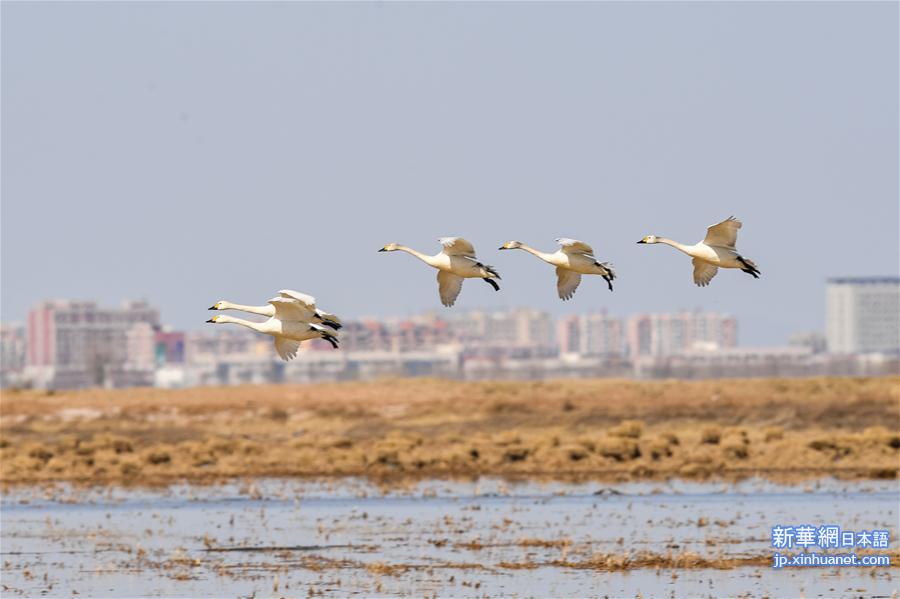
[[2, 2, 897, 345]]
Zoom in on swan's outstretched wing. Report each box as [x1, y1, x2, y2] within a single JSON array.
[[437, 271, 464, 307], [692, 258, 719, 287], [273, 337, 301, 361], [439, 237, 477, 258], [278, 290, 316, 309], [556, 267, 582, 300], [268, 297, 316, 321], [703, 217, 741, 249], [557, 238, 595, 256]]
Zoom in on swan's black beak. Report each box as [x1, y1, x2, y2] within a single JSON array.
[[498, 246, 507, 250], [205, 318, 216, 323], [378, 248, 387, 252], [636, 240, 646, 244], [207, 305, 217, 310]]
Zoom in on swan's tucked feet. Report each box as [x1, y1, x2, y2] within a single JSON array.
[[603, 275, 614, 291], [483, 278, 500, 291], [737, 255, 761, 279], [320, 318, 342, 330], [477, 262, 501, 279]]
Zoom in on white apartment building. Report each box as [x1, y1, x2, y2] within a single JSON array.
[[558, 312, 624, 356], [26, 300, 159, 388], [826, 277, 900, 354], [626, 311, 738, 357], [447, 308, 555, 349]]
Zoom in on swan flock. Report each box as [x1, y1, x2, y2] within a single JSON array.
[[208, 218, 759, 360]]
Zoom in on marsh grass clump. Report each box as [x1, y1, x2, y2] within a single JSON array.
[[563, 445, 589, 461], [120, 461, 141, 477], [608, 420, 644, 439], [492, 432, 521, 447], [661, 432, 680, 446], [27, 446, 54, 463], [146, 451, 171, 465], [597, 438, 640, 462], [266, 407, 289, 422], [764, 427, 784, 442], [860, 426, 895, 446], [487, 399, 533, 415], [722, 442, 749, 460], [373, 449, 400, 468], [723, 427, 750, 444], [575, 437, 596, 452], [503, 447, 530, 463], [331, 437, 354, 449], [647, 439, 674, 461], [700, 427, 721, 445], [807, 437, 854, 458], [679, 462, 713, 479], [868, 467, 897, 479]]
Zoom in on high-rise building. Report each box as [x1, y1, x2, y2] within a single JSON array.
[[154, 330, 186, 365], [1, 323, 27, 386], [26, 300, 159, 388], [557, 312, 624, 356], [826, 277, 900, 354], [626, 311, 737, 357], [447, 309, 555, 350]]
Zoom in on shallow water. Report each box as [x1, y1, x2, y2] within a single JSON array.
[[1, 478, 897, 597]]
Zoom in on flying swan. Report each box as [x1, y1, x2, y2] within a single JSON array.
[[499, 238, 616, 300], [637, 216, 761, 286], [206, 297, 339, 361], [379, 237, 501, 307], [208, 290, 342, 329]]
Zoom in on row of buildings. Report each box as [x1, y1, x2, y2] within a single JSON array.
[[1, 277, 897, 389]]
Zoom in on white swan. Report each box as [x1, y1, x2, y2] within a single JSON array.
[[499, 238, 616, 300], [637, 216, 761, 286], [208, 289, 342, 329], [379, 237, 501, 307], [206, 298, 339, 361]]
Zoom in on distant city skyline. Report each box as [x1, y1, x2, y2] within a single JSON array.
[[2, 2, 897, 346], [4, 296, 894, 390]]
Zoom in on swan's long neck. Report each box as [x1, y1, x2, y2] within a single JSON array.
[[222, 301, 271, 316], [397, 246, 440, 267], [215, 315, 266, 333], [658, 237, 694, 256], [517, 244, 554, 263]]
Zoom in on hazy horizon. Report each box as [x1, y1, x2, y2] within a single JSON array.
[[2, 2, 898, 345]]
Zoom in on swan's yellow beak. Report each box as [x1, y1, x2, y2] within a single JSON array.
[[378, 246, 387, 252], [206, 316, 218, 323], [208, 302, 220, 310], [636, 238, 647, 244]]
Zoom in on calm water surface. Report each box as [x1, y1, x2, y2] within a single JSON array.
[[2, 478, 897, 597]]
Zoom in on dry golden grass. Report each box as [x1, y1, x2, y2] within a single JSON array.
[[1, 376, 898, 486]]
